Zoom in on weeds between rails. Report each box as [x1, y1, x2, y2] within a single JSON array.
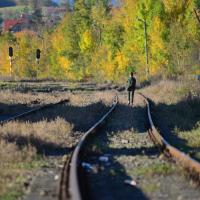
[[62, 92, 200, 200], [139, 93, 200, 185]]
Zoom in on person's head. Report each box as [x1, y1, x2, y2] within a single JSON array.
[[130, 72, 133, 77]]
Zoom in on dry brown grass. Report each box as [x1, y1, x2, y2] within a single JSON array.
[[0, 90, 115, 199], [0, 117, 74, 199], [140, 79, 200, 104], [140, 78, 200, 159], [69, 90, 116, 106], [0, 90, 69, 105]]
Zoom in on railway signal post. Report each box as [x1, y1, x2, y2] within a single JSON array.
[[8, 47, 13, 77], [36, 49, 41, 78]]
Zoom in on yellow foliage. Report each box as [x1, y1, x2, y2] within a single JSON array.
[[163, 0, 192, 15], [119, 0, 138, 32], [115, 52, 128, 71], [52, 30, 65, 52], [149, 16, 168, 75], [150, 17, 165, 54], [0, 43, 10, 75], [58, 56, 83, 80], [79, 30, 93, 52], [58, 57, 71, 73], [104, 62, 115, 80]]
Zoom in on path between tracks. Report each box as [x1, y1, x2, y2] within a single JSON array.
[[23, 157, 67, 200], [82, 93, 200, 200]]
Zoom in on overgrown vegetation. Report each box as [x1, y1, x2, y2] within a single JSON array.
[[0, 0, 200, 81], [141, 78, 200, 160], [134, 162, 175, 177], [0, 89, 113, 198], [0, 118, 73, 199]]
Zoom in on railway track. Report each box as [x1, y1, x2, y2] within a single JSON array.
[[59, 94, 118, 200], [140, 93, 200, 183], [59, 92, 200, 200], [0, 99, 69, 124]]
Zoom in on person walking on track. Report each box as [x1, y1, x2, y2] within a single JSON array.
[[127, 72, 136, 105]]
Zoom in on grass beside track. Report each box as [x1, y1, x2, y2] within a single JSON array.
[[0, 87, 114, 199], [140, 79, 200, 160], [80, 93, 200, 200], [0, 117, 74, 199]]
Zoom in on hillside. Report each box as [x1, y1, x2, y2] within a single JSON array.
[[0, 0, 58, 8], [0, 0, 16, 7]]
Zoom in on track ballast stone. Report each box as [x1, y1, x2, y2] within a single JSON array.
[[81, 93, 200, 200]]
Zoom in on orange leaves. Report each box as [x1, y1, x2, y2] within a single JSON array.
[[0, 42, 10, 75]]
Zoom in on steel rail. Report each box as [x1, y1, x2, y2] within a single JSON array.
[[60, 94, 118, 200], [0, 99, 69, 125], [139, 93, 200, 181]]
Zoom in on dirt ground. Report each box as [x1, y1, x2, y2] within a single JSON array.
[[0, 80, 199, 200], [0, 83, 116, 200], [81, 92, 200, 200]]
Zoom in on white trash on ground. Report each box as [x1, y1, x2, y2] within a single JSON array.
[[124, 179, 137, 186], [99, 156, 109, 162], [81, 162, 94, 172]]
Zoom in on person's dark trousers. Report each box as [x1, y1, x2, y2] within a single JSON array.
[[128, 90, 135, 104]]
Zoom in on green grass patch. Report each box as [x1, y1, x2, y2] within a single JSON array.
[[0, 82, 18, 90], [0, 189, 23, 200], [176, 122, 200, 149], [176, 86, 191, 97], [14, 157, 48, 170], [143, 182, 160, 193], [134, 162, 174, 177], [0, 156, 48, 200]]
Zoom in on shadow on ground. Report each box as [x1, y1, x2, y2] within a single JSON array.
[[0, 101, 110, 156], [2, 94, 199, 199], [2, 133, 72, 156], [148, 97, 200, 160], [0, 97, 152, 199], [0, 102, 35, 119], [80, 101, 153, 200]]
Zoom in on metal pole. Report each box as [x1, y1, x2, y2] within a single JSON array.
[[9, 57, 12, 77], [36, 58, 39, 78]]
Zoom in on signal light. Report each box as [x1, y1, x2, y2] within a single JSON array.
[[36, 49, 41, 59], [9, 47, 13, 57]]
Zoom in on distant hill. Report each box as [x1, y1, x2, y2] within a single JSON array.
[[0, 0, 16, 7], [0, 0, 59, 8]]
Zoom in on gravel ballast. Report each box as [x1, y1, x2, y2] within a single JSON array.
[[81, 93, 200, 200]]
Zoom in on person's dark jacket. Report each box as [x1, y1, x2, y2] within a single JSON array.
[[127, 76, 136, 91]]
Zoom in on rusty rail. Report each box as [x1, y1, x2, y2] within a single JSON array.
[[139, 93, 200, 182], [59, 94, 118, 200], [0, 99, 69, 125]]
